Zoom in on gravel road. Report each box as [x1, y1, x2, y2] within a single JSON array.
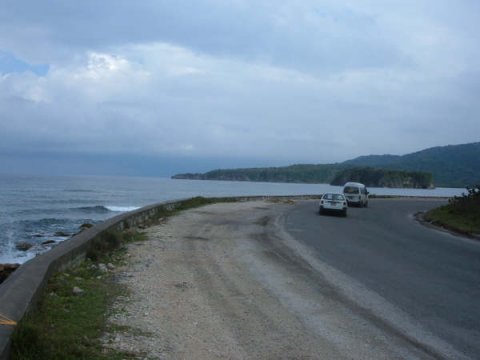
[[104, 200, 462, 359]]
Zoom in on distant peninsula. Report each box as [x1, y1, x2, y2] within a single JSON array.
[[173, 166, 433, 189], [172, 142, 480, 188]]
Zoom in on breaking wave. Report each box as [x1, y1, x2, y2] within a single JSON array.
[[104, 205, 141, 212], [75, 205, 112, 213], [75, 205, 140, 213]]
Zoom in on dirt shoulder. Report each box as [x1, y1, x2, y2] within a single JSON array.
[[104, 200, 456, 360]]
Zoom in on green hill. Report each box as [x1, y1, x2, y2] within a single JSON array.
[[343, 142, 480, 187], [330, 167, 433, 188], [172, 142, 480, 188], [173, 164, 343, 184]]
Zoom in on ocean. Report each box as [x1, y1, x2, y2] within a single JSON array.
[[0, 174, 465, 265]]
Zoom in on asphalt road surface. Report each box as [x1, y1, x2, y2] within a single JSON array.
[[283, 198, 480, 359]]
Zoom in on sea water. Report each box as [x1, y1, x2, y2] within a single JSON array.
[[0, 174, 465, 264]]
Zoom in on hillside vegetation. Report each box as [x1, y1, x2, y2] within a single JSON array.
[[330, 167, 433, 188], [173, 166, 432, 188], [344, 142, 480, 187], [173, 142, 480, 188], [173, 164, 342, 184]]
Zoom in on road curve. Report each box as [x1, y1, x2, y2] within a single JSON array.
[[283, 198, 480, 360], [105, 199, 479, 359]]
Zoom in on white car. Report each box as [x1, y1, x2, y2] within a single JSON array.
[[319, 193, 348, 217]]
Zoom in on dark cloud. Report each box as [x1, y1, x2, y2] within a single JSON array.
[[0, 1, 479, 175], [0, 1, 402, 72]]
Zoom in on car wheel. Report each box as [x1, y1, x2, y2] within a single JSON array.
[[342, 209, 347, 217], [318, 207, 323, 215], [364, 201, 368, 208], [358, 201, 363, 208]]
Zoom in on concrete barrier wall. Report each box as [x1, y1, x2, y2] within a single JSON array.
[[0, 197, 194, 359], [0, 195, 320, 359]]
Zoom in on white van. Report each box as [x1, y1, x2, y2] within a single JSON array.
[[343, 182, 369, 207]]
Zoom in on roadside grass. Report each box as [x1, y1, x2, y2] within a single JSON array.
[[11, 255, 134, 360], [11, 196, 230, 360], [425, 205, 480, 236], [144, 196, 237, 226], [424, 186, 480, 236]]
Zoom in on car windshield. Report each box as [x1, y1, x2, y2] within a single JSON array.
[[344, 186, 359, 194], [323, 194, 345, 200]]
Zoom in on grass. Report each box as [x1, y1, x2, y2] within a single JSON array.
[[11, 196, 229, 359], [424, 186, 480, 236], [11, 256, 133, 360], [144, 196, 237, 226], [425, 205, 480, 236]]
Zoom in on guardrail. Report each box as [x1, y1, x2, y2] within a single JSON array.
[[0, 195, 321, 359]]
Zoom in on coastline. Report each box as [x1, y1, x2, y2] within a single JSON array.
[[2, 195, 475, 359], [0, 179, 464, 265], [0, 193, 457, 282]]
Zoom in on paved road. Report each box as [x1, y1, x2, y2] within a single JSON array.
[[283, 199, 480, 359]]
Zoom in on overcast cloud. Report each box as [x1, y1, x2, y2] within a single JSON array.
[[1, 0, 479, 175]]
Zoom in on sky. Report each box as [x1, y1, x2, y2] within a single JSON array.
[[1, 0, 479, 176]]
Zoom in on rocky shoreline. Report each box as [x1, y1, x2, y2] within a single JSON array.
[[0, 263, 20, 284], [0, 223, 95, 285]]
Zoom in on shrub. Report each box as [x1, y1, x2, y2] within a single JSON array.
[[87, 231, 124, 261], [449, 185, 480, 214], [425, 184, 480, 235]]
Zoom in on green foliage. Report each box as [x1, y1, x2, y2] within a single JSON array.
[[448, 185, 480, 225], [145, 196, 236, 226], [11, 260, 133, 360], [344, 142, 480, 187], [330, 167, 433, 188], [87, 231, 124, 261], [449, 185, 480, 214], [173, 164, 344, 184], [425, 185, 480, 235], [175, 165, 432, 189], [173, 141, 480, 188]]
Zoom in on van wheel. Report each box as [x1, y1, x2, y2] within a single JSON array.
[[342, 209, 347, 217], [364, 201, 368, 208], [358, 202, 363, 208]]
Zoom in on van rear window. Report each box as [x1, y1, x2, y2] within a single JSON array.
[[344, 186, 359, 194]]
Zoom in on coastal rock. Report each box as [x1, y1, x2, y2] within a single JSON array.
[[0, 263, 20, 283], [54, 231, 70, 237], [42, 240, 56, 245], [79, 223, 94, 231], [15, 242, 33, 251], [107, 263, 115, 270]]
